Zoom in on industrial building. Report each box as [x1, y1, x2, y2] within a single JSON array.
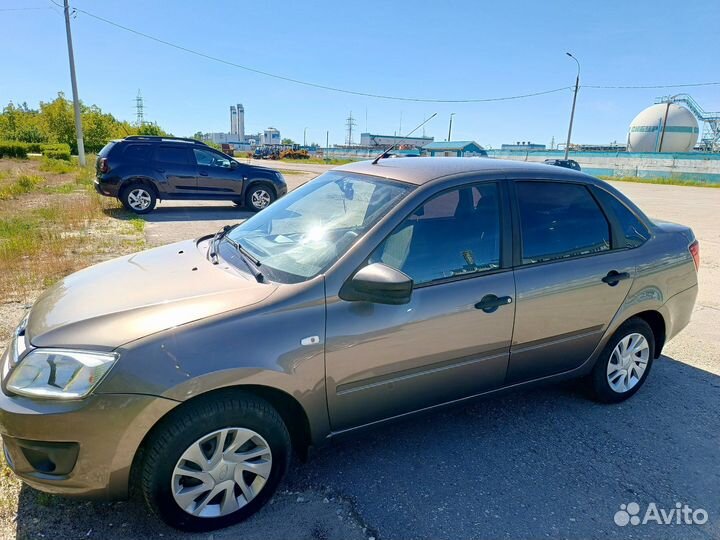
[[422, 141, 487, 157], [359, 132, 434, 149], [501, 142, 546, 151], [200, 103, 281, 150]]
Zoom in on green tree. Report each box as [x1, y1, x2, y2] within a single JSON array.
[[281, 138, 295, 145]]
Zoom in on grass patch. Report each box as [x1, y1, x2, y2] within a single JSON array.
[[279, 157, 355, 165], [0, 174, 44, 200], [39, 157, 76, 174], [600, 175, 720, 188], [275, 168, 308, 175], [129, 217, 145, 233]]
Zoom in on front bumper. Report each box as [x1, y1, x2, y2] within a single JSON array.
[[0, 389, 177, 499]]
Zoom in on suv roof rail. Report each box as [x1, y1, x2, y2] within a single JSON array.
[[123, 135, 208, 146]]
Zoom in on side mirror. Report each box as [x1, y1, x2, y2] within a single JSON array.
[[339, 263, 413, 305], [230, 160, 239, 169]]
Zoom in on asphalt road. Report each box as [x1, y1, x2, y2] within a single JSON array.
[[17, 164, 719, 540]]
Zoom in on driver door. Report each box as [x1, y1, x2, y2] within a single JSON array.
[[325, 182, 516, 432], [193, 148, 243, 198]]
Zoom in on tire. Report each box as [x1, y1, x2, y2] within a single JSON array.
[[245, 183, 275, 212], [232, 200, 243, 207], [590, 318, 655, 403], [139, 393, 291, 532], [121, 182, 157, 214]]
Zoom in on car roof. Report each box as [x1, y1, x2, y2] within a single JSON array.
[[335, 157, 589, 186]]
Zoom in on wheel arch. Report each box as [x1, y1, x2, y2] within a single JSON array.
[[244, 179, 277, 198], [130, 384, 312, 493], [120, 177, 160, 199], [630, 310, 666, 359]]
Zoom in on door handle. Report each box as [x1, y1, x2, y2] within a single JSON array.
[[601, 270, 631, 286], [475, 294, 513, 313], [199, 171, 209, 176]]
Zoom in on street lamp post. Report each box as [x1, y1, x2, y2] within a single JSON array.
[[447, 113, 455, 142], [564, 52, 580, 160]]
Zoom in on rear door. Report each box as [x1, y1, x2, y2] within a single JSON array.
[[193, 148, 243, 199], [153, 145, 196, 195], [507, 179, 637, 383]]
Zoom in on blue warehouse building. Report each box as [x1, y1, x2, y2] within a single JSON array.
[[422, 141, 487, 157]]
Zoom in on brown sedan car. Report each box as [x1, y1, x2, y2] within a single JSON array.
[[0, 158, 699, 531]]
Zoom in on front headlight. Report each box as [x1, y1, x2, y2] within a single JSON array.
[[6, 349, 118, 399]]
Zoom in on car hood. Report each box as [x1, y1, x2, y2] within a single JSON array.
[[26, 239, 278, 349]]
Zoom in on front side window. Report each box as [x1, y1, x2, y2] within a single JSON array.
[[370, 183, 501, 285], [517, 181, 610, 264], [155, 146, 191, 165], [594, 188, 650, 248], [194, 148, 231, 168], [226, 172, 412, 283]]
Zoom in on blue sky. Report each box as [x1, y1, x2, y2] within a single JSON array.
[[2, 0, 719, 147]]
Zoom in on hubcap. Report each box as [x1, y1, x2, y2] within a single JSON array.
[[127, 188, 151, 210], [606, 333, 650, 393], [171, 428, 272, 518], [251, 189, 271, 209]]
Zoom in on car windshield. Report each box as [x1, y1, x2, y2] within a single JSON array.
[[226, 172, 412, 283]]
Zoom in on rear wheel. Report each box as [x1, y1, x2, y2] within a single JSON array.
[[590, 318, 655, 403], [140, 394, 291, 532], [245, 183, 275, 212], [121, 182, 156, 214]]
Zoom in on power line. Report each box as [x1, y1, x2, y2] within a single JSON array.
[[48, 2, 720, 101], [63, 4, 573, 103], [585, 82, 720, 89]]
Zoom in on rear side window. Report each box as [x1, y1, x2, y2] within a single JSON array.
[[155, 146, 191, 165], [123, 144, 153, 162], [517, 182, 610, 264], [594, 189, 650, 248]]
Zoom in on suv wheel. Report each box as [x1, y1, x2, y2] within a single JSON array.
[[139, 394, 291, 532], [246, 184, 275, 212], [121, 183, 157, 214], [590, 318, 655, 403]]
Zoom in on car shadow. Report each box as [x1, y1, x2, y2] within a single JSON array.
[[103, 203, 256, 224], [13, 354, 720, 539]]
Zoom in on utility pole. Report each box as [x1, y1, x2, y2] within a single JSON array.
[[63, 0, 85, 166], [303, 127, 307, 147], [564, 52, 580, 160], [447, 113, 455, 142]]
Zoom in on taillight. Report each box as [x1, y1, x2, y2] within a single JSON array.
[[99, 158, 109, 174], [689, 240, 700, 271]]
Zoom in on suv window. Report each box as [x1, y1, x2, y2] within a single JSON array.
[[594, 188, 650, 248], [155, 146, 191, 165], [123, 144, 153, 161], [194, 148, 232, 168], [517, 181, 610, 264], [370, 183, 501, 285]]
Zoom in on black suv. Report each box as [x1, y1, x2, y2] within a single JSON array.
[[94, 136, 287, 214], [543, 158, 581, 171]]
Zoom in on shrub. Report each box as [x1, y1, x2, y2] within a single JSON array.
[[0, 141, 29, 159], [41, 143, 71, 161], [26, 142, 43, 154], [280, 149, 310, 160]]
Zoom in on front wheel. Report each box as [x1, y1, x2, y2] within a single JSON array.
[[245, 184, 275, 212], [140, 394, 291, 532], [590, 318, 655, 403]]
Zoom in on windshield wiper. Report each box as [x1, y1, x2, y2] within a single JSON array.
[[225, 236, 265, 283], [207, 225, 233, 265]]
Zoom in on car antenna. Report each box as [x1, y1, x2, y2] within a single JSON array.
[[371, 112, 437, 165]]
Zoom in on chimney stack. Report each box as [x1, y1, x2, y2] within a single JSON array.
[[230, 105, 237, 135], [237, 103, 245, 141]]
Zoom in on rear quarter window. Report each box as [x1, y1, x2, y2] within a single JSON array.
[[97, 142, 116, 157], [594, 189, 650, 248], [122, 144, 153, 162]]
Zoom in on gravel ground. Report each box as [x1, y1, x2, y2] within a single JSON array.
[[3, 163, 719, 540]]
